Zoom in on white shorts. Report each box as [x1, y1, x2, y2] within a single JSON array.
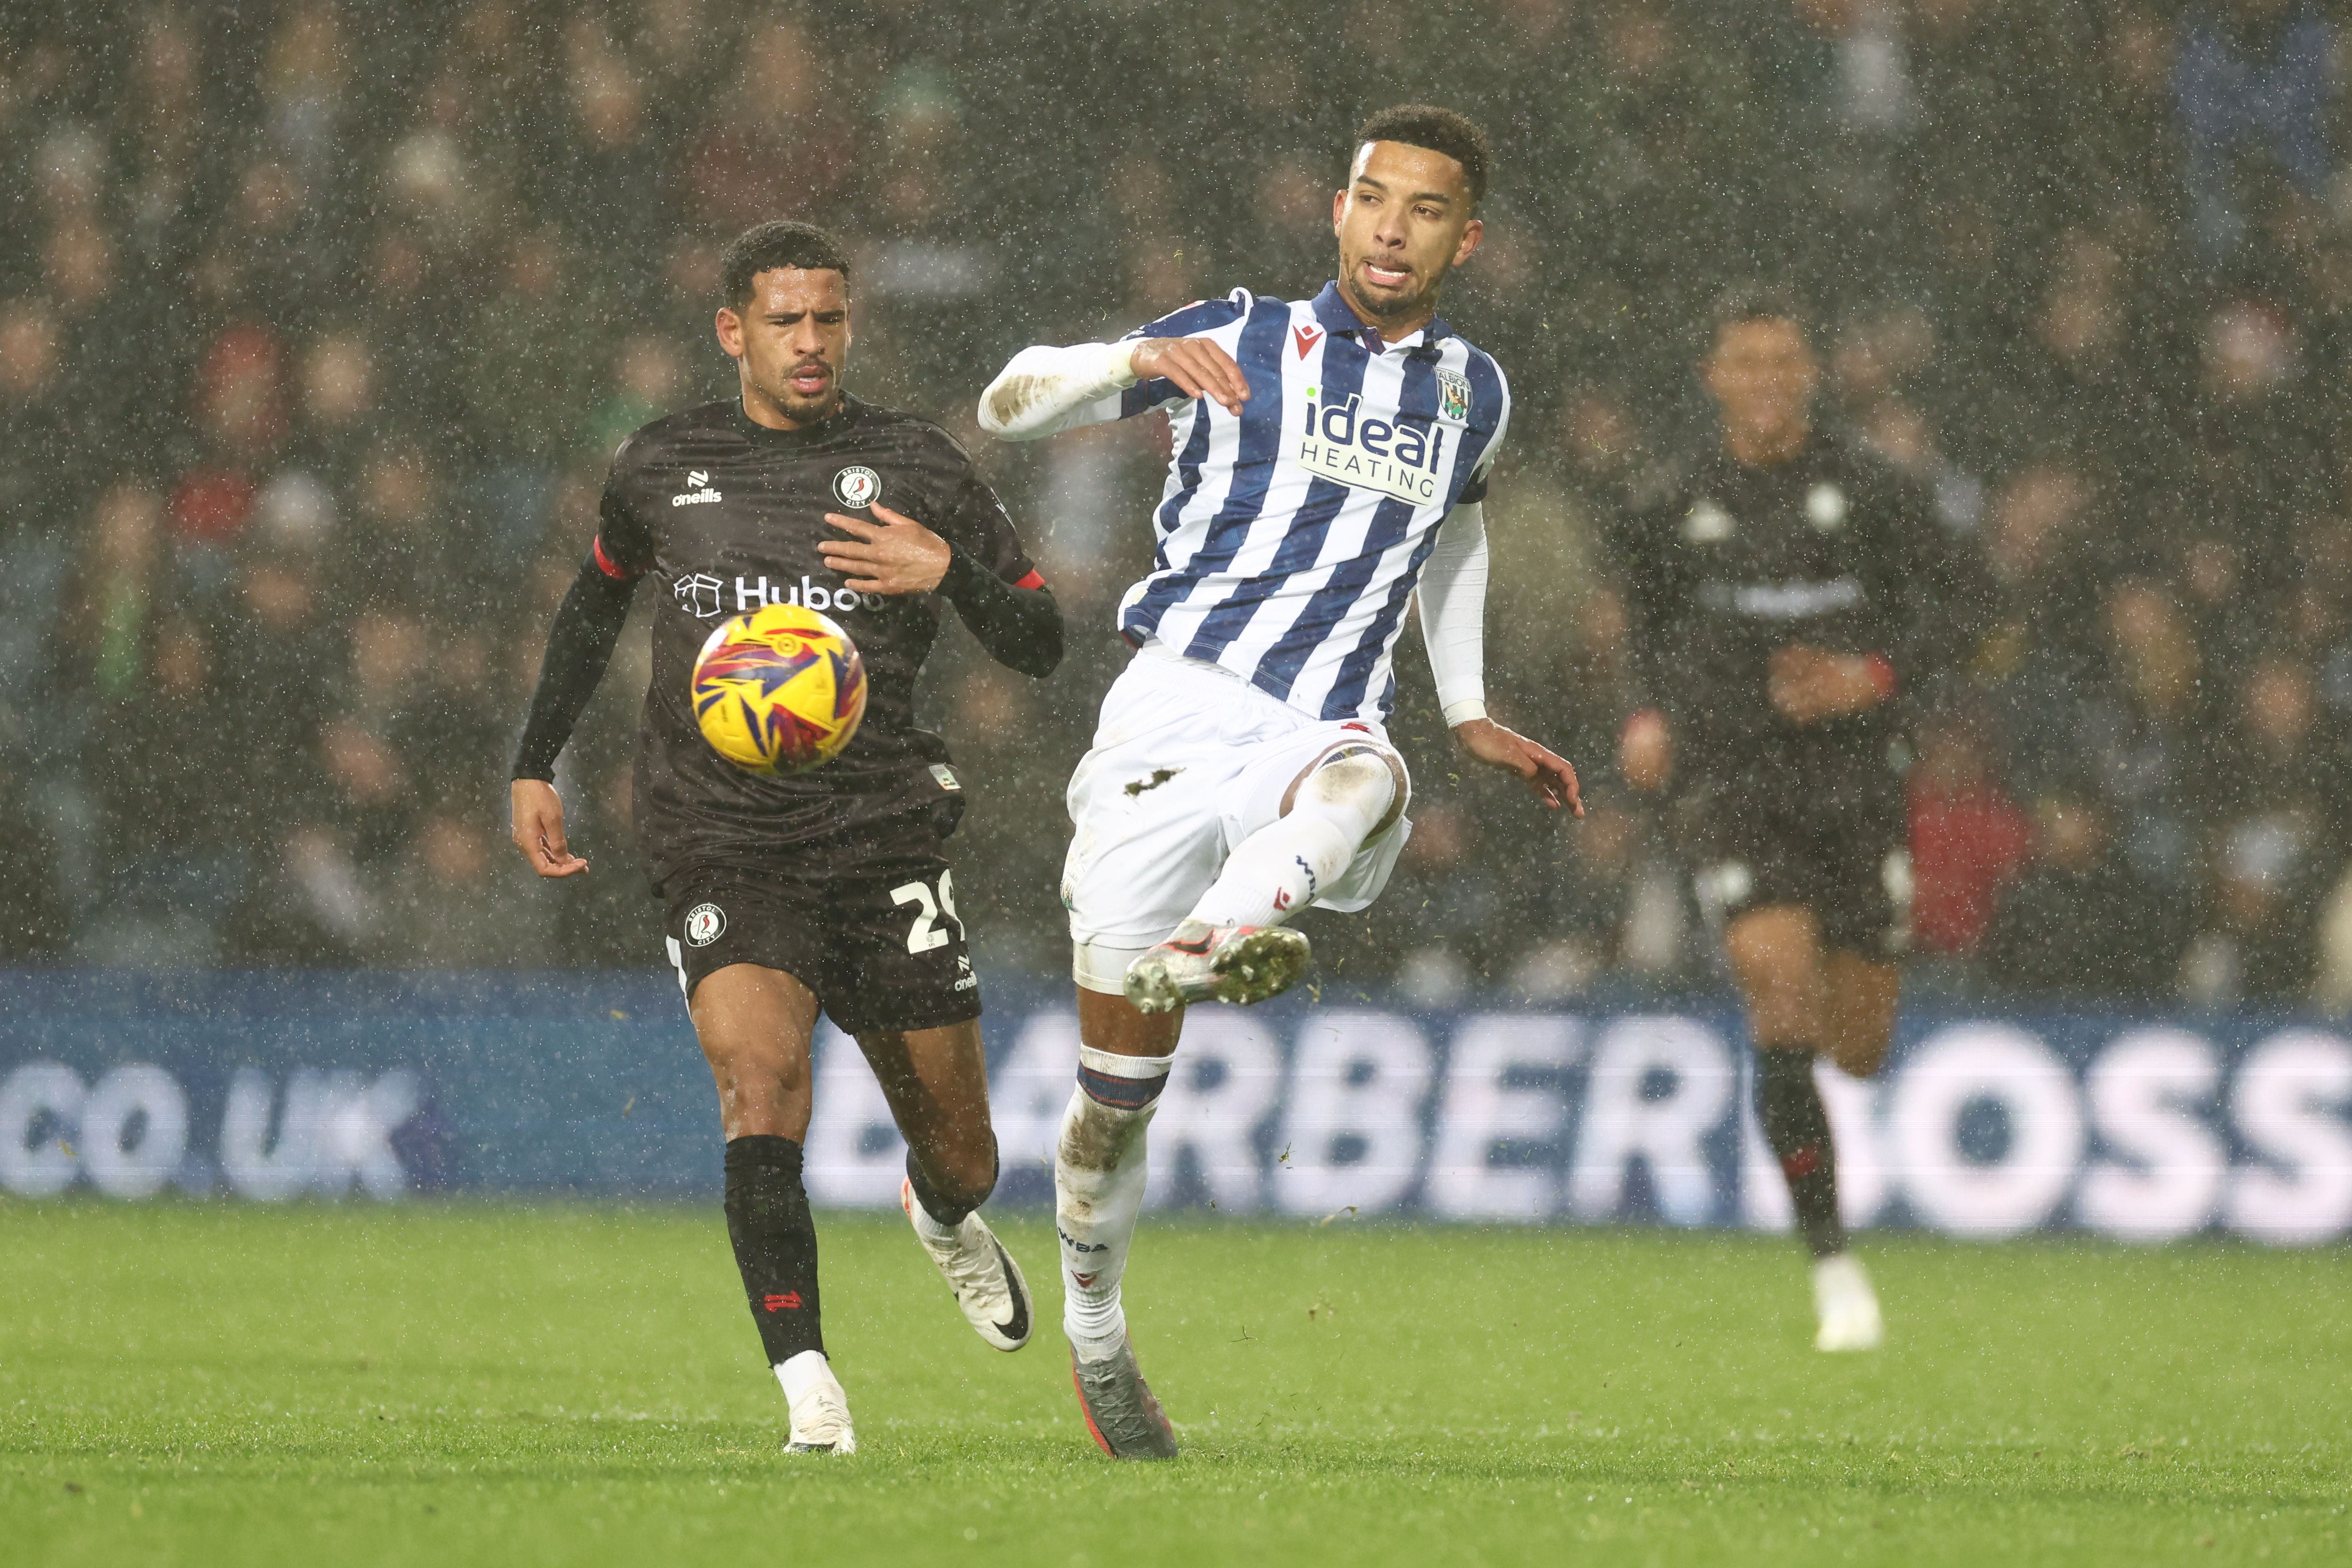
[[1061, 644, 1412, 991]]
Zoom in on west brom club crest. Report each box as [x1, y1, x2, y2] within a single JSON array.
[[1435, 368, 1471, 425]]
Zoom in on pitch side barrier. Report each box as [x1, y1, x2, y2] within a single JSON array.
[[1, 973, 2348, 1244]]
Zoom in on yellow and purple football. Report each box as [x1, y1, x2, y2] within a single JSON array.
[[690, 603, 868, 775]]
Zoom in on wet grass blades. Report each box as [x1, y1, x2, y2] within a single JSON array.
[[2, 1205, 2343, 1566]]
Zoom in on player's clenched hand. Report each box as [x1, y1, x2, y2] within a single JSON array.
[[820, 504, 952, 594], [1768, 645, 1888, 725], [1129, 337, 1250, 416], [511, 778, 588, 878], [1453, 718, 1584, 815]]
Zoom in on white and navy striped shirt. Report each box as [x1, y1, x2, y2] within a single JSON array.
[[1074, 282, 1510, 723]]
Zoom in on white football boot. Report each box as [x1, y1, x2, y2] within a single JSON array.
[[1122, 920, 1311, 1014], [901, 1178, 1034, 1352], [777, 1350, 857, 1453], [1813, 1253, 1885, 1352]]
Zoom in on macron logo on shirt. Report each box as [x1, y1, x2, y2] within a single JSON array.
[[1295, 390, 1446, 505]]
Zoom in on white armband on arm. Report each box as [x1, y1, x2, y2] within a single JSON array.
[[976, 341, 1140, 440], [1417, 500, 1489, 726]]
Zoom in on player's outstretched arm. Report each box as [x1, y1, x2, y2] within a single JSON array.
[[509, 551, 639, 877], [1417, 500, 1583, 814], [978, 342, 1138, 440], [977, 337, 1248, 440], [938, 550, 1062, 678]]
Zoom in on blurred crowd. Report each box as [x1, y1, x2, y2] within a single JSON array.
[[6, 0, 2352, 1011]]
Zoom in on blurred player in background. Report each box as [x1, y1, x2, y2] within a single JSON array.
[[1608, 289, 1986, 1351], [508, 221, 1061, 1451], [980, 106, 1579, 1457]]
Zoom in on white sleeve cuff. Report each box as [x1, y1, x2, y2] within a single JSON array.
[[1442, 698, 1488, 726]]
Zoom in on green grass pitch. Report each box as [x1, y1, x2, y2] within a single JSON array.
[[2, 1205, 2345, 1566]]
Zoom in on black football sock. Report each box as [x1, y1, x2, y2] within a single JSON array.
[[1754, 1046, 1848, 1260], [905, 1137, 998, 1229], [723, 1135, 824, 1366]]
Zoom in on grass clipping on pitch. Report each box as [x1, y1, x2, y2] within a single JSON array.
[[1, 1205, 2344, 1566]]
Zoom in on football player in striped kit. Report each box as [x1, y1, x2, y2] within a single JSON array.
[[979, 105, 1580, 1458]]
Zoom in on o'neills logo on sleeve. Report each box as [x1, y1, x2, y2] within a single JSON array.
[[1296, 393, 1445, 506]]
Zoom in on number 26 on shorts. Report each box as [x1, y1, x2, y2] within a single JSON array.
[[890, 872, 962, 953]]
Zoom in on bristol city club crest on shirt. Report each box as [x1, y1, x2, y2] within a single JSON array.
[[832, 465, 881, 508]]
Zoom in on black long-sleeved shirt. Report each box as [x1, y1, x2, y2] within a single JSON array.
[[1607, 429, 1988, 785], [512, 395, 1060, 887]]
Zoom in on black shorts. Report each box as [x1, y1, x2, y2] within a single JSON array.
[[1676, 764, 1912, 960], [659, 818, 982, 1035]]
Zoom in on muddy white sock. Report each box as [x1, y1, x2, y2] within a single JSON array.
[[1055, 1046, 1174, 1360], [905, 1191, 960, 1244]]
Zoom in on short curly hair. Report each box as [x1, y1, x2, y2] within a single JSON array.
[[1353, 104, 1491, 207], [720, 220, 852, 310]]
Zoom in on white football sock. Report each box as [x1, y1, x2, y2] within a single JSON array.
[[775, 1348, 835, 1406], [1055, 1045, 1174, 1361], [1185, 751, 1396, 930], [904, 1184, 961, 1244]]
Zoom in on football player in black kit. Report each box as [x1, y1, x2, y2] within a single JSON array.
[[508, 221, 1061, 1451], [1609, 289, 1982, 1352]]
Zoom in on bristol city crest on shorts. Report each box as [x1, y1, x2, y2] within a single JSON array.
[[832, 465, 881, 508], [684, 903, 726, 947]]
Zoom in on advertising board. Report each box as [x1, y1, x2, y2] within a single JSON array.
[[4, 974, 2347, 1243]]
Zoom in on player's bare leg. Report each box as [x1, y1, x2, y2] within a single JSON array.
[[690, 964, 854, 1450], [1725, 907, 1885, 1352], [1122, 746, 1405, 1013], [1822, 949, 1901, 1079], [859, 1021, 1034, 1351], [1051, 990, 1183, 1458]]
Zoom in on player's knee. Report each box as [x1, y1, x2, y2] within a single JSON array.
[[1829, 1038, 1890, 1079], [707, 1022, 809, 1077], [1738, 951, 1810, 1003], [1306, 747, 1400, 806], [1743, 977, 1821, 1042], [911, 1133, 998, 1215], [1730, 956, 1821, 1042], [934, 1159, 996, 1211], [949, 1137, 1000, 1203], [1299, 749, 1402, 835], [1825, 1016, 1895, 1078], [1726, 911, 1820, 994]]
